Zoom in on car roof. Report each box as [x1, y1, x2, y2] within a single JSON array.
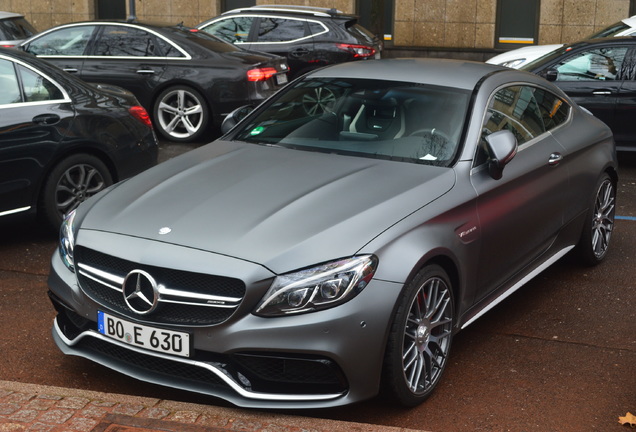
[[308, 58, 509, 91], [621, 15, 636, 27], [0, 11, 24, 19], [221, 5, 357, 19]]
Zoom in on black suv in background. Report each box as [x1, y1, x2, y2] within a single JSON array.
[[197, 5, 381, 79], [0, 11, 37, 48]]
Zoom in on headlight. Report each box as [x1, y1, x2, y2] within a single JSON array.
[[255, 255, 378, 317], [59, 210, 77, 272]]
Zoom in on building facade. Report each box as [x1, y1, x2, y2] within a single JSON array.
[[1, 0, 633, 60]]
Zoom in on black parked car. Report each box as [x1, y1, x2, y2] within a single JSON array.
[[521, 36, 636, 151], [197, 5, 381, 79], [21, 21, 289, 142], [0, 11, 37, 48], [0, 47, 157, 229]]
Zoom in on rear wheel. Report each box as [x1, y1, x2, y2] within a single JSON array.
[[153, 86, 209, 142], [575, 173, 615, 266], [383, 264, 454, 406]]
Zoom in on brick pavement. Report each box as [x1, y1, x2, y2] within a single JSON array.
[[0, 381, 425, 432]]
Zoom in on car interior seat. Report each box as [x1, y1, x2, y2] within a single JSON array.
[[346, 97, 405, 140]]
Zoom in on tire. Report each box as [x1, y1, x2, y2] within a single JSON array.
[[383, 264, 455, 407], [574, 173, 616, 266], [40, 154, 113, 230], [153, 86, 209, 142]]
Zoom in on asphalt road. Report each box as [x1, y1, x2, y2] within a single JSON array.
[[0, 142, 634, 432]]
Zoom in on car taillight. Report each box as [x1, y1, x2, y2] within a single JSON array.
[[247, 67, 278, 82], [129, 106, 153, 128], [337, 43, 376, 58]]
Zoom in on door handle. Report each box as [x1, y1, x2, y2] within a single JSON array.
[[32, 114, 60, 125], [548, 152, 563, 166], [592, 90, 612, 95], [291, 48, 310, 57], [62, 68, 78, 73], [136, 69, 155, 75]]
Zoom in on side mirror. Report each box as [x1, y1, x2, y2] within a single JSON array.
[[484, 130, 518, 180], [221, 105, 253, 134], [545, 69, 558, 82]]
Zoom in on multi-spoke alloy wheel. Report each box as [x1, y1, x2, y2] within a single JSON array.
[[41, 154, 112, 230], [576, 173, 616, 265], [384, 264, 454, 406], [302, 87, 337, 115], [154, 86, 208, 142]]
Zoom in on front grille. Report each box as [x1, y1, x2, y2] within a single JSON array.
[[75, 246, 246, 326]]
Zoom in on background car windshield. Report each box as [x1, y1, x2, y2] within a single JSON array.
[[588, 21, 631, 38], [0, 17, 37, 40], [233, 78, 470, 166]]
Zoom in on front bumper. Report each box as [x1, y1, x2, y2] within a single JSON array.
[[47, 234, 402, 409]]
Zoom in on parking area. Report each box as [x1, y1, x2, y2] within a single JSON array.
[[0, 142, 634, 432]]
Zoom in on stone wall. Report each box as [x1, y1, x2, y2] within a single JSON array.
[[0, 0, 631, 51]]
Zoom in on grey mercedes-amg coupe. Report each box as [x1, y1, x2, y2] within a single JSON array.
[[48, 58, 617, 409]]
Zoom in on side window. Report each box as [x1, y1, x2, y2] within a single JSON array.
[[533, 87, 570, 131], [17, 64, 63, 102], [554, 47, 628, 81], [307, 21, 328, 37], [476, 86, 546, 166], [24, 26, 94, 56], [257, 18, 307, 43], [94, 26, 160, 57], [0, 59, 63, 105], [202, 17, 254, 43], [0, 59, 21, 105]]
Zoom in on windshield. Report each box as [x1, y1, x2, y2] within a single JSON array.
[[231, 78, 470, 166]]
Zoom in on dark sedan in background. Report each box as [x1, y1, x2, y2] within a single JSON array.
[[20, 21, 289, 142], [0, 47, 157, 230], [48, 59, 617, 409], [522, 36, 636, 151]]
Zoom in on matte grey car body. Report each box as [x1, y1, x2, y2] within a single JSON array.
[[48, 59, 618, 409]]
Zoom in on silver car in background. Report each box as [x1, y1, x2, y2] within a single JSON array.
[[487, 15, 636, 68], [0, 11, 37, 48], [48, 59, 617, 409]]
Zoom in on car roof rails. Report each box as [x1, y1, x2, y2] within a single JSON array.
[[224, 5, 344, 18]]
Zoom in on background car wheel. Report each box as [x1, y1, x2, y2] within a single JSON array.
[[383, 264, 454, 407], [153, 86, 209, 142], [40, 153, 113, 230], [302, 86, 337, 115], [574, 173, 616, 266]]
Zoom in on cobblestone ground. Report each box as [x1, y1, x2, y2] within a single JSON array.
[[0, 383, 415, 432]]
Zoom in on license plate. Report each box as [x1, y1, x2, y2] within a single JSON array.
[[276, 73, 288, 85], [97, 311, 190, 358]]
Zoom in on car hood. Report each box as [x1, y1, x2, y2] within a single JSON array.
[[80, 140, 455, 273]]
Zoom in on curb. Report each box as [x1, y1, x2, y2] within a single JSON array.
[[0, 380, 428, 432]]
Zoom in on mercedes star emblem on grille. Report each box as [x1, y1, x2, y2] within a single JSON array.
[[122, 269, 159, 315]]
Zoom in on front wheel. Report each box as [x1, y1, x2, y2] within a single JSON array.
[[40, 153, 113, 230], [383, 264, 454, 407], [153, 86, 209, 142], [574, 173, 616, 266]]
